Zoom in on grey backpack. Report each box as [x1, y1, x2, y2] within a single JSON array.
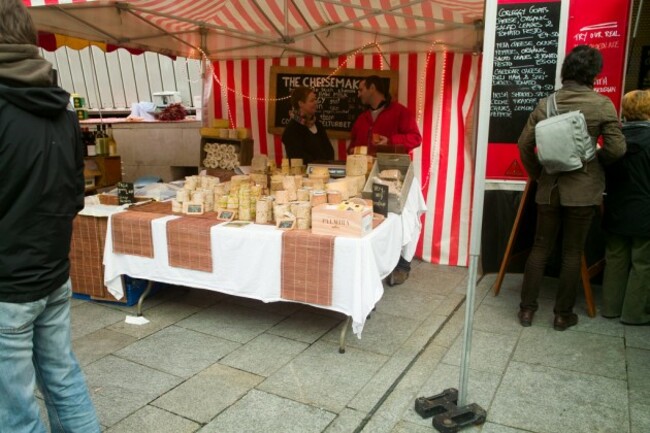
[[534, 92, 596, 174]]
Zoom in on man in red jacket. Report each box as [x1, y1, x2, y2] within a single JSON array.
[[348, 75, 422, 156], [349, 76, 422, 285]]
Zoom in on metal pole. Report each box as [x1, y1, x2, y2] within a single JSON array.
[[458, 0, 498, 407]]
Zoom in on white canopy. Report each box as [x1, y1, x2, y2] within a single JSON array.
[[26, 0, 485, 58]]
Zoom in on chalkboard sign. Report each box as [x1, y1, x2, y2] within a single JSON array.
[[372, 182, 389, 217], [268, 66, 398, 139], [489, 1, 561, 144], [117, 182, 134, 205]]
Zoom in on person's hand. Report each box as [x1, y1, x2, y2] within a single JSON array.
[[372, 134, 388, 145]]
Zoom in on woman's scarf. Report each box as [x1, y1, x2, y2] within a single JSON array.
[[289, 109, 316, 129]]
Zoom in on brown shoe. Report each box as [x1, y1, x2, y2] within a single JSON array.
[[387, 268, 409, 286], [553, 313, 578, 331], [518, 309, 534, 327]]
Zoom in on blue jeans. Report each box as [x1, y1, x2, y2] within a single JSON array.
[[0, 280, 100, 433]]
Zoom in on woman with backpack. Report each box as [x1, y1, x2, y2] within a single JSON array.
[[601, 90, 650, 325], [516, 45, 626, 331]]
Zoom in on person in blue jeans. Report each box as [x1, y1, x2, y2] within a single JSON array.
[[0, 1, 100, 432]]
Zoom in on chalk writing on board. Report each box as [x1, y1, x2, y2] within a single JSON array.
[[489, 2, 561, 144], [268, 66, 398, 140]]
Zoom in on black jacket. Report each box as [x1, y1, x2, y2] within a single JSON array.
[[282, 119, 334, 164], [0, 81, 84, 303], [603, 121, 650, 237]]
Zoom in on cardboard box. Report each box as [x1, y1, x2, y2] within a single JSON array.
[[362, 153, 414, 214], [311, 202, 373, 237]]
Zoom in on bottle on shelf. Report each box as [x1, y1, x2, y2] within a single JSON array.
[[107, 124, 118, 156], [95, 124, 108, 156], [86, 127, 97, 156]]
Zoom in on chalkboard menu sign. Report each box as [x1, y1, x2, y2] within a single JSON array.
[[268, 66, 398, 139], [489, 1, 561, 144]]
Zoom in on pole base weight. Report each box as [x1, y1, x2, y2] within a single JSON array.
[[414, 388, 458, 418], [432, 402, 486, 433]]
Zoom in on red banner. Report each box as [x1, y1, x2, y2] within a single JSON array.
[[565, 0, 631, 111]]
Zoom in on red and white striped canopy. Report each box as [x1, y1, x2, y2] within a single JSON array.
[[25, 0, 485, 59]]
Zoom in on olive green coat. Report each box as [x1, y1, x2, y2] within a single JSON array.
[[517, 81, 626, 206]]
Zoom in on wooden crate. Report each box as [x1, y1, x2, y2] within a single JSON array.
[[362, 153, 414, 214], [311, 203, 373, 237]]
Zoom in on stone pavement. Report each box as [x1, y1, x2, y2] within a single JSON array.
[[43, 261, 649, 432]]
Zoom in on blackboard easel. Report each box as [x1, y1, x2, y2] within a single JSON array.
[[492, 180, 602, 317]]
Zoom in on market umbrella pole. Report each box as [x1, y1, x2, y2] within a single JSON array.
[[414, 0, 497, 430]]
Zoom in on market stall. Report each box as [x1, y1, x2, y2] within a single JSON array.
[[100, 180, 426, 346], [25, 0, 484, 267]]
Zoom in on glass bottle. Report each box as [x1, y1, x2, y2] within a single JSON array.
[[107, 124, 118, 156]]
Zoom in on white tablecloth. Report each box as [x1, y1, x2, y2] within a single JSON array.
[[104, 179, 426, 336]]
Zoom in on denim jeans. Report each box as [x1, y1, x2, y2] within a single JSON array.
[[0, 280, 100, 433], [520, 189, 595, 315]]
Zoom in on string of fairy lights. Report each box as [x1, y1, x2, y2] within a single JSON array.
[[196, 40, 451, 193]]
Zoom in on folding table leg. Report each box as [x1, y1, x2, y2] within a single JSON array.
[[136, 280, 154, 317], [339, 316, 352, 354]]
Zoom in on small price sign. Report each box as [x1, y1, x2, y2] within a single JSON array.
[[372, 182, 389, 217], [117, 182, 135, 205]]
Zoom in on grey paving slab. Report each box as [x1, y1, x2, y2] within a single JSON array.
[[258, 341, 388, 412], [408, 266, 468, 296], [358, 343, 450, 432], [513, 326, 626, 380], [115, 325, 239, 378], [631, 402, 650, 433], [482, 288, 556, 330], [323, 408, 366, 433], [267, 310, 342, 343], [432, 309, 465, 348], [73, 328, 137, 366], [107, 300, 202, 339], [570, 313, 625, 338], [625, 325, 650, 350], [349, 344, 447, 413], [71, 303, 126, 340], [455, 274, 493, 301], [480, 423, 533, 433], [105, 405, 199, 433], [197, 390, 335, 433], [220, 333, 308, 377], [390, 421, 435, 433], [323, 311, 421, 356], [472, 303, 524, 336], [627, 347, 650, 405], [399, 314, 449, 354], [443, 330, 519, 375], [176, 303, 286, 344], [83, 355, 183, 427], [375, 285, 445, 321], [432, 293, 466, 317], [402, 363, 501, 428], [489, 361, 628, 433], [152, 363, 263, 423]]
